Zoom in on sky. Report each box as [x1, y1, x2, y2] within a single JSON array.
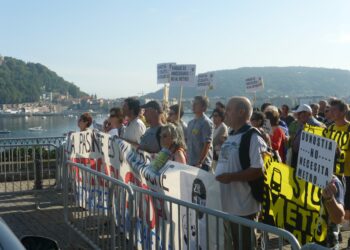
[[1, 0, 350, 98]]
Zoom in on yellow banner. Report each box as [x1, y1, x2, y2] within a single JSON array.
[[304, 124, 350, 175], [261, 154, 327, 245]]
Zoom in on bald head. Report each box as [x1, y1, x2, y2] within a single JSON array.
[[225, 96, 252, 128]]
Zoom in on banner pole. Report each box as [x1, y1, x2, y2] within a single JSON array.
[[178, 85, 183, 122]]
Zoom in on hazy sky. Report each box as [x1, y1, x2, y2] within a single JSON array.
[[1, 1, 350, 98]]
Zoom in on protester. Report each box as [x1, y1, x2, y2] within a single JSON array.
[[121, 97, 146, 144], [211, 108, 228, 171], [324, 105, 334, 127], [103, 107, 125, 137], [310, 103, 325, 123], [319, 100, 328, 118], [265, 105, 289, 138], [265, 107, 287, 163], [215, 101, 225, 112], [346, 110, 350, 122], [250, 111, 272, 147], [290, 104, 323, 168], [187, 96, 214, 172], [321, 176, 345, 249], [327, 99, 350, 235], [168, 104, 187, 137], [138, 100, 164, 153], [215, 96, 267, 250], [261, 102, 272, 112], [78, 112, 92, 132], [280, 104, 295, 127], [160, 123, 187, 164]]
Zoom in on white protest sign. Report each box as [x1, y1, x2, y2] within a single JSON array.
[[296, 131, 336, 188], [170, 64, 196, 85], [197, 72, 214, 90], [157, 63, 176, 84], [66, 129, 223, 250], [246, 76, 264, 93]]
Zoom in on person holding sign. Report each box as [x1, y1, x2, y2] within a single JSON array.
[[215, 96, 267, 250], [321, 176, 345, 249], [186, 96, 214, 172], [326, 99, 350, 234], [290, 104, 323, 168]]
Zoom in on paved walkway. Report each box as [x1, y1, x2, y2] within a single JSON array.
[[0, 189, 91, 249], [1, 183, 350, 249]]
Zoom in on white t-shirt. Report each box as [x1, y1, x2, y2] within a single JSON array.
[[215, 132, 266, 216], [123, 118, 146, 144], [108, 128, 119, 137]]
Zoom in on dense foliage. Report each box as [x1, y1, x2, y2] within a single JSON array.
[[145, 67, 350, 99], [0, 56, 86, 104]]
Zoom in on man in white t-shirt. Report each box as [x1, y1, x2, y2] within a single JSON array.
[[215, 96, 267, 250], [121, 98, 146, 144]]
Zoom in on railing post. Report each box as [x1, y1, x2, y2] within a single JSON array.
[[34, 158, 43, 190]]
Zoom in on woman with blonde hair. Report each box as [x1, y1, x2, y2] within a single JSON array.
[[160, 123, 187, 164]]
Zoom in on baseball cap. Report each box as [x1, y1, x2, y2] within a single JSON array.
[[293, 104, 312, 113], [141, 101, 163, 113]]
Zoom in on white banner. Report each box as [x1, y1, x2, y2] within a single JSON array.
[[157, 63, 176, 84], [169, 64, 196, 86], [245, 76, 264, 93], [197, 72, 214, 90], [66, 129, 223, 250], [296, 131, 336, 188]]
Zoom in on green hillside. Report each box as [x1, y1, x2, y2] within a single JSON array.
[[0, 56, 87, 104], [145, 67, 350, 99]]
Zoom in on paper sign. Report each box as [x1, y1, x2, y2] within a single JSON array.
[[197, 72, 214, 90], [246, 77, 264, 93], [157, 63, 176, 84], [170, 64, 196, 85], [296, 131, 335, 188]]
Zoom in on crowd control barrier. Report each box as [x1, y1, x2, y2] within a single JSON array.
[[63, 161, 306, 250], [64, 160, 134, 250], [0, 139, 65, 209]]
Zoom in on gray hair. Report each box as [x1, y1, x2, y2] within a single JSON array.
[[161, 123, 187, 150]]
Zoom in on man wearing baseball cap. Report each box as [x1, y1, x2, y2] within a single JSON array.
[[138, 100, 164, 153], [290, 104, 324, 168]]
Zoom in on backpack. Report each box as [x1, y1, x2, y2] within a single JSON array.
[[238, 126, 266, 203]]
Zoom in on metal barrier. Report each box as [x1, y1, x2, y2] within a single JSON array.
[[63, 161, 303, 250], [64, 161, 134, 250], [130, 184, 301, 250], [0, 143, 65, 201], [0, 136, 66, 146]]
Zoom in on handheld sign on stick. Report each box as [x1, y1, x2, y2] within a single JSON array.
[[157, 63, 176, 111], [245, 76, 264, 107], [197, 72, 214, 97], [169, 64, 196, 121]]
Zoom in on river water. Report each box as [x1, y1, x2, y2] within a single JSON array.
[[0, 114, 195, 138]]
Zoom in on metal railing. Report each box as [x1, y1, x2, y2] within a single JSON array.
[[0, 136, 66, 146], [0, 140, 66, 210], [64, 160, 134, 250], [64, 161, 305, 250]]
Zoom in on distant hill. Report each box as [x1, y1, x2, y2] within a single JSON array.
[[0, 56, 87, 104], [144, 67, 350, 99]]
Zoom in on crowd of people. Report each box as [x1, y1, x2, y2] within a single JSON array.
[[77, 96, 350, 249]]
